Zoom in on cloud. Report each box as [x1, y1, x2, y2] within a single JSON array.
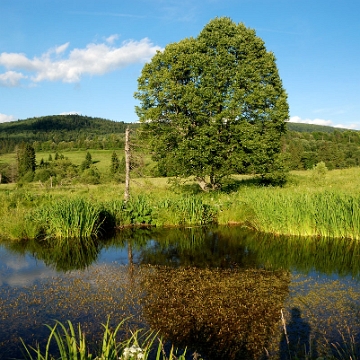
[[59, 111, 80, 115], [289, 116, 359, 130], [106, 34, 119, 44], [0, 71, 27, 87], [289, 116, 333, 127], [0, 36, 161, 85], [0, 113, 17, 123]]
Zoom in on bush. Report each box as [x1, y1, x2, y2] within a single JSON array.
[[80, 167, 101, 185], [34, 169, 53, 182]]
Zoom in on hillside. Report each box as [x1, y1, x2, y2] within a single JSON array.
[[1, 115, 360, 171], [286, 122, 349, 133], [0, 115, 138, 153]]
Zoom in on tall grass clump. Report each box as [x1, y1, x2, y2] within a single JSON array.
[[31, 198, 113, 239], [243, 188, 360, 239], [155, 196, 216, 226], [106, 195, 216, 228], [0, 189, 45, 240], [21, 319, 201, 360]]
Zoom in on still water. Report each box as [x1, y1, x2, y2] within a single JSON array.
[[1, 226, 360, 359]]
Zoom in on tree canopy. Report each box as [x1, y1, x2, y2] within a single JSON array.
[[135, 17, 289, 189]]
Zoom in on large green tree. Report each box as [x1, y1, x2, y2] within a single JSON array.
[[135, 17, 289, 189]]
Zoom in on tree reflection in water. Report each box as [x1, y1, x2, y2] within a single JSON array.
[[2, 226, 360, 359], [140, 266, 290, 360]]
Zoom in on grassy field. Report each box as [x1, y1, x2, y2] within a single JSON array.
[[1, 150, 360, 241]]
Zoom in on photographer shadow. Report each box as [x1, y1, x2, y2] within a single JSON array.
[[280, 307, 318, 359]]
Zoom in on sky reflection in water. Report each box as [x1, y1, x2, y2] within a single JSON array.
[[1, 226, 360, 359]]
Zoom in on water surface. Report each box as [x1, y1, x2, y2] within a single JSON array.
[[1, 226, 360, 359]]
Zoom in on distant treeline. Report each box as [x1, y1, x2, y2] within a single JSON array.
[[284, 125, 360, 170], [0, 115, 139, 153], [1, 115, 360, 171]]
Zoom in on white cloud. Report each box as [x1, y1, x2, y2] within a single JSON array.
[[0, 36, 161, 85], [0, 113, 17, 123], [59, 111, 80, 115], [0, 70, 27, 87], [54, 42, 70, 54], [289, 116, 360, 130], [106, 34, 119, 44]]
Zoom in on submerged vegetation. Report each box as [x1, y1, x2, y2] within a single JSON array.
[[2, 226, 360, 359]]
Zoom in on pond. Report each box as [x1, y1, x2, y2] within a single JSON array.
[[1, 226, 360, 359]]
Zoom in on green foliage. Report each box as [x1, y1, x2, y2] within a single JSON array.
[[311, 161, 328, 184], [81, 151, 93, 171], [30, 198, 112, 239], [122, 195, 154, 225], [284, 127, 360, 170], [80, 167, 101, 185], [135, 17, 289, 189], [17, 142, 36, 180], [34, 168, 53, 182], [243, 189, 360, 239], [156, 196, 216, 226], [20, 319, 198, 360], [110, 151, 120, 174]]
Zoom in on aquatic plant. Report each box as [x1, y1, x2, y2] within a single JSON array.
[[243, 189, 360, 239], [30, 198, 113, 239], [20, 319, 202, 360], [155, 196, 216, 226], [141, 265, 290, 359]]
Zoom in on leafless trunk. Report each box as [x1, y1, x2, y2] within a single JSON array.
[[124, 126, 130, 202]]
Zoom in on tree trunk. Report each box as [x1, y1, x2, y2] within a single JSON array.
[[124, 127, 130, 202], [195, 177, 209, 192]]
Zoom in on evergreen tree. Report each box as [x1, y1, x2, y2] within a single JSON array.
[[17, 142, 36, 179], [110, 151, 120, 174], [80, 151, 92, 171]]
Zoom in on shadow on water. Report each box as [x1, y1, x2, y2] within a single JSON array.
[[1, 226, 360, 358], [280, 307, 316, 360]]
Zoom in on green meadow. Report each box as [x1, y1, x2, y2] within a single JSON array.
[[1, 147, 360, 241]]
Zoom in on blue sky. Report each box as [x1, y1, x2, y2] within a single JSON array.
[[1, 0, 359, 129]]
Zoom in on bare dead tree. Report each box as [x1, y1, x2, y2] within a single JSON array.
[[124, 126, 130, 202]]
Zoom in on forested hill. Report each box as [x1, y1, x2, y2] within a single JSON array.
[[286, 122, 349, 133], [0, 115, 138, 153], [1, 115, 360, 170]]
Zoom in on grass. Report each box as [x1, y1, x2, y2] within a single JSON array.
[[30, 198, 112, 239], [36, 150, 117, 173], [1, 166, 360, 241], [20, 318, 201, 360]]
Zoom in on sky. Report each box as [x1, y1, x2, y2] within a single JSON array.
[[0, 0, 359, 129]]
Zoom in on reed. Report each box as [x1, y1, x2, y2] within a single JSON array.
[[241, 189, 360, 239], [31, 198, 110, 239], [155, 196, 216, 226], [20, 319, 202, 360]]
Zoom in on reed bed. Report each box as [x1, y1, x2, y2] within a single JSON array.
[[241, 189, 360, 239], [155, 196, 216, 226], [1, 168, 360, 240], [30, 198, 109, 239]]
